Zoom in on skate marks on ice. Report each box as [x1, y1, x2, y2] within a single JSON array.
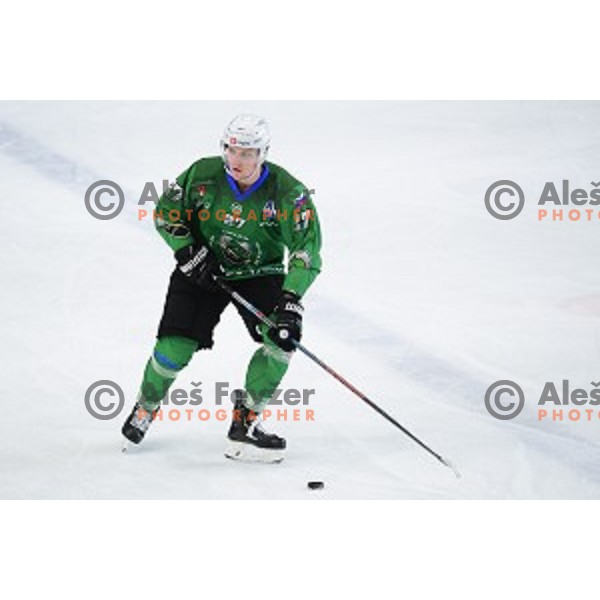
[[0, 120, 102, 193]]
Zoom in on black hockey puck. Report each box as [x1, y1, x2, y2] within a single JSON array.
[[307, 481, 324, 490]]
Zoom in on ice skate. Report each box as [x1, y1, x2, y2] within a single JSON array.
[[121, 399, 160, 447], [225, 389, 286, 463]]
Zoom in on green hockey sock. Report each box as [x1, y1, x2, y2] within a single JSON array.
[[138, 336, 198, 409], [244, 324, 293, 413]]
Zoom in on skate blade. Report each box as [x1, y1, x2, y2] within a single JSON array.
[[225, 441, 284, 464]]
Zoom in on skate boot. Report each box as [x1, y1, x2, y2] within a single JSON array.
[[225, 389, 286, 463], [121, 398, 160, 446]]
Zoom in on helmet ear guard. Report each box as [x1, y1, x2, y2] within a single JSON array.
[[261, 144, 270, 163]]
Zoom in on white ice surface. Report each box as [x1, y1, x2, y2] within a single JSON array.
[[1, 101, 599, 498]]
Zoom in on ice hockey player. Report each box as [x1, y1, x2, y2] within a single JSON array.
[[122, 114, 322, 462]]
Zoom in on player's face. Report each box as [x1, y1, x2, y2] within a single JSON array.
[[225, 146, 260, 182]]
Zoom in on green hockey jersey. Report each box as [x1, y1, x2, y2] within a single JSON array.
[[155, 157, 322, 297]]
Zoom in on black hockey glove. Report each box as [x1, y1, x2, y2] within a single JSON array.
[[268, 291, 304, 352], [175, 244, 222, 291]]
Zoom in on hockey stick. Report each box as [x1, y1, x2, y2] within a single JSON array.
[[216, 278, 461, 478]]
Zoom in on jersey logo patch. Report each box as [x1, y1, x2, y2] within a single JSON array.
[[263, 200, 276, 220], [294, 194, 308, 210]]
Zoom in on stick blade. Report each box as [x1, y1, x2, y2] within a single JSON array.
[[441, 457, 462, 479]]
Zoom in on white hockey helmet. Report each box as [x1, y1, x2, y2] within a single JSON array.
[[220, 114, 271, 165]]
